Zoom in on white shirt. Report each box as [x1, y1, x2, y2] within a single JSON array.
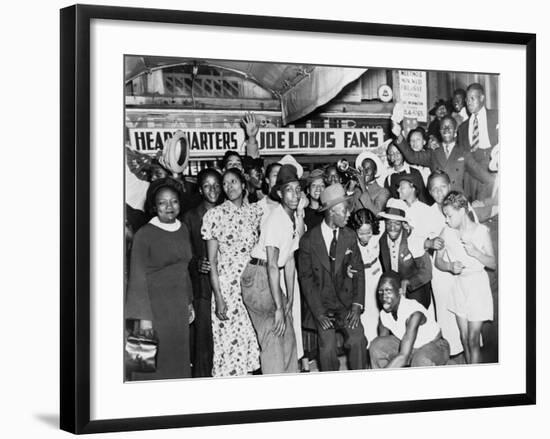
[[250, 203, 299, 267], [387, 233, 402, 272], [426, 203, 446, 239], [458, 106, 468, 121], [380, 297, 441, 348], [320, 219, 339, 256], [469, 106, 492, 150], [404, 199, 432, 257]]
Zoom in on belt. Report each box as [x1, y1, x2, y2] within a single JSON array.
[[250, 257, 268, 267]]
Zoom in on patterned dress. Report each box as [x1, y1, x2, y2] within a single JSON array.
[[201, 199, 262, 376]]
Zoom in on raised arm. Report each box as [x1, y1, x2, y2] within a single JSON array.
[[242, 112, 260, 159], [392, 122, 432, 168]]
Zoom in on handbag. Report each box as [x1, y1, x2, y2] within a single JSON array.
[[125, 330, 158, 373]]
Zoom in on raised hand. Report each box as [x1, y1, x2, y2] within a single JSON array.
[[241, 112, 260, 139]]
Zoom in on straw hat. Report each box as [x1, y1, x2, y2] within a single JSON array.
[[378, 198, 410, 222], [319, 183, 353, 212], [278, 154, 304, 178], [355, 150, 385, 178]]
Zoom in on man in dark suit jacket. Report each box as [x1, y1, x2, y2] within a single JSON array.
[[393, 115, 492, 196], [298, 184, 367, 371], [378, 200, 433, 309], [457, 83, 499, 201]]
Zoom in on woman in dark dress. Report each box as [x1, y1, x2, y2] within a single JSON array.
[[182, 168, 222, 377], [126, 178, 194, 380]]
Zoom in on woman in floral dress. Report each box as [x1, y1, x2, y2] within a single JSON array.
[[201, 168, 262, 377]]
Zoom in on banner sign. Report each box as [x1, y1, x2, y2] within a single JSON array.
[[129, 128, 386, 158], [398, 70, 428, 123]]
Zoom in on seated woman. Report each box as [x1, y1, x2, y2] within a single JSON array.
[[125, 178, 194, 380]]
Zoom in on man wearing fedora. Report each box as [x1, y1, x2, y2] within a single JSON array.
[[241, 163, 304, 374], [378, 199, 433, 309], [298, 183, 367, 372]]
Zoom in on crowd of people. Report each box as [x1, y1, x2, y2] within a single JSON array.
[[124, 82, 499, 380]]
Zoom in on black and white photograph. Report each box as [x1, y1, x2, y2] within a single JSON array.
[[123, 56, 500, 381]]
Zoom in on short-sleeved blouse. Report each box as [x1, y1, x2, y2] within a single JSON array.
[[201, 199, 263, 267]]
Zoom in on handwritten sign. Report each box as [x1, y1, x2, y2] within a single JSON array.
[[398, 70, 428, 123]]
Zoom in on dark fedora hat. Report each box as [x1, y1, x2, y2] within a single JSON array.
[[269, 164, 302, 200]]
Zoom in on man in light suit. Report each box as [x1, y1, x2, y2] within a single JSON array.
[[458, 83, 499, 201], [392, 115, 492, 197], [298, 184, 367, 372]]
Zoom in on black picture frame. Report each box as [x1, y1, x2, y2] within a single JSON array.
[[60, 4, 536, 434]]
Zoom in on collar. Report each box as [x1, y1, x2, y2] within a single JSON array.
[[276, 202, 295, 224], [149, 216, 181, 232], [387, 231, 403, 248], [388, 162, 411, 176], [472, 106, 487, 120], [224, 198, 247, 211], [321, 219, 338, 233]]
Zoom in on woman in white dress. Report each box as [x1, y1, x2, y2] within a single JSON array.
[[350, 208, 384, 345], [435, 191, 496, 364]]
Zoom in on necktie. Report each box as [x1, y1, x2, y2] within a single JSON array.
[[329, 229, 337, 277], [444, 144, 449, 158], [471, 114, 479, 151]]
